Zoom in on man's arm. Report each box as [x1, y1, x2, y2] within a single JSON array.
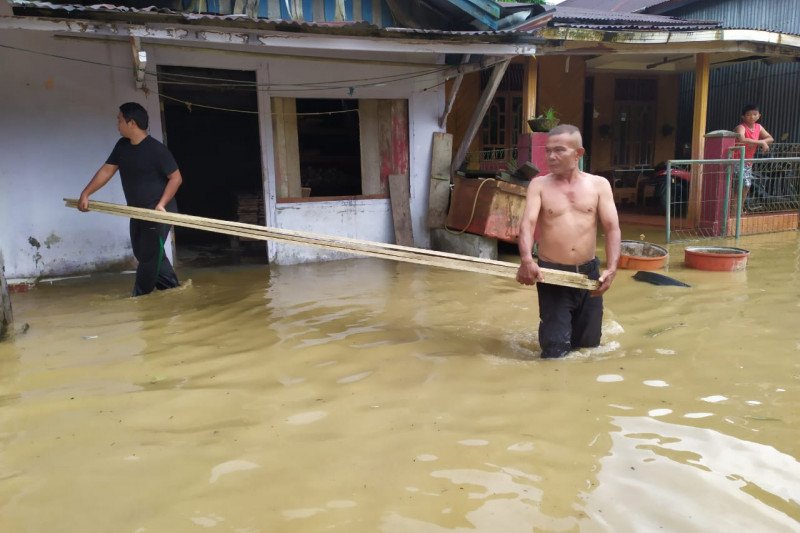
[[594, 177, 621, 296], [516, 179, 543, 285], [78, 163, 118, 212], [154, 169, 183, 212]]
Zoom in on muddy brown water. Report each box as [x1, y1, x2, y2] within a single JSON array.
[[1, 230, 799, 531]]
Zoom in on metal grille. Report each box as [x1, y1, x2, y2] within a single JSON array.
[[666, 150, 800, 242], [466, 148, 518, 172]]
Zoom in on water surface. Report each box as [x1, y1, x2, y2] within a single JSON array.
[[1, 232, 799, 531]]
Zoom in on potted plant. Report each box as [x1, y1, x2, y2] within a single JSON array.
[[528, 106, 559, 132]]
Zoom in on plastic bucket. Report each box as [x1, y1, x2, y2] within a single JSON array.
[[619, 240, 668, 270], [684, 246, 750, 271]]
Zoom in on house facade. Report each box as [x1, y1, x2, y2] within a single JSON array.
[[0, 0, 536, 281]]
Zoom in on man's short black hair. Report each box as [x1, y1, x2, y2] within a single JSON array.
[[119, 102, 149, 130], [742, 103, 759, 115]]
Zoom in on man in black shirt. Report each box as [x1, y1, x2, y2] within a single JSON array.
[[78, 102, 183, 296]]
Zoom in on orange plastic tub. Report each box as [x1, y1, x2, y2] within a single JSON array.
[[618, 240, 668, 270], [684, 246, 749, 271]]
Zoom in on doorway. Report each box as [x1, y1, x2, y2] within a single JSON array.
[[612, 78, 657, 168], [157, 66, 266, 266]]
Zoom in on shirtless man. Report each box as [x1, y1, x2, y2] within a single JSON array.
[[516, 124, 621, 359]]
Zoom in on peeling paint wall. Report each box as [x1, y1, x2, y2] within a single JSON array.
[[0, 28, 445, 278]]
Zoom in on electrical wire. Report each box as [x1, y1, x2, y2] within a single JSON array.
[[0, 42, 455, 91], [0, 41, 495, 116], [159, 92, 361, 116]]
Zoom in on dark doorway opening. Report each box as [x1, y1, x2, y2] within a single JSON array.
[[296, 99, 362, 197], [158, 66, 266, 266]]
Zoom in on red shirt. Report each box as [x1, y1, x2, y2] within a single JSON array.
[[736, 122, 762, 159]]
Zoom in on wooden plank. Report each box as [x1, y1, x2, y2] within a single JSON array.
[[389, 173, 414, 247], [271, 97, 302, 199], [427, 132, 453, 229], [359, 100, 383, 195], [390, 100, 409, 176], [451, 58, 511, 174], [688, 52, 709, 225], [64, 199, 599, 291], [0, 253, 11, 340]]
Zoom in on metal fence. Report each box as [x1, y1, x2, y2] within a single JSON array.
[[666, 145, 800, 242]]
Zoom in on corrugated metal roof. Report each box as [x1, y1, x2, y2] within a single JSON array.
[[558, 0, 674, 12], [549, 6, 717, 26], [650, 0, 800, 37], [514, 5, 718, 32], [7, 0, 548, 40]]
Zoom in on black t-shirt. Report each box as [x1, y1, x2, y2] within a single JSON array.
[[106, 136, 179, 211]]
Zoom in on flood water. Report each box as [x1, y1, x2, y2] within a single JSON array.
[[2, 230, 799, 532]]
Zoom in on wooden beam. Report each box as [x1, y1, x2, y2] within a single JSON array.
[[359, 100, 383, 195], [688, 52, 709, 225], [521, 56, 538, 133], [130, 36, 146, 90], [440, 54, 470, 128], [451, 58, 511, 174], [65, 199, 600, 291]]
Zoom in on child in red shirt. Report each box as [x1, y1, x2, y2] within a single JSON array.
[[734, 104, 774, 210]]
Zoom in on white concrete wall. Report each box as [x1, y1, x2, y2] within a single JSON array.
[[1, 30, 146, 280], [0, 28, 446, 279], [270, 198, 393, 264]]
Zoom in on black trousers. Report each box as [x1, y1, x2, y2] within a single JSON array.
[[536, 258, 603, 359], [130, 219, 179, 297]]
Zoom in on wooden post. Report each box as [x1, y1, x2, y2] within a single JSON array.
[[427, 132, 453, 228], [0, 253, 12, 340], [271, 97, 302, 199], [451, 58, 511, 175], [521, 56, 538, 133], [688, 52, 709, 225]]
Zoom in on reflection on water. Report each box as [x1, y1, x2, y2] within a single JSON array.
[[1, 232, 799, 531]]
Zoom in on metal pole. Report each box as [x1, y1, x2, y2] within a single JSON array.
[[735, 150, 745, 239], [722, 163, 731, 238], [665, 161, 672, 244]]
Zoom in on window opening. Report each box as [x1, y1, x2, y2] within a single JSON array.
[[297, 99, 362, 198]]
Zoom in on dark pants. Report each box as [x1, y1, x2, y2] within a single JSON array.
[[130, 219, 179, 297], [536, 258, 603, 359]]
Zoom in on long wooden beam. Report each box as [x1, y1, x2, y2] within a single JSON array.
[[64, 199, 599, 290]]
